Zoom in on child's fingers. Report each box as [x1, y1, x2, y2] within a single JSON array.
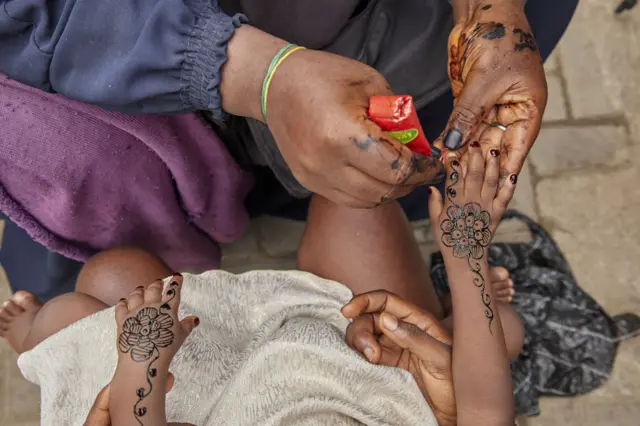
[[114, 298, 129, 323], [84, 384, 111, 426], [179, 315, 200, 337], [342, 291, 452, 345], [144, 279, 164, 304], [127, 286, 145, 311], [464, 141, 485, 197], [345, 314, 382, 363], [482, 148, 501, 201], [493, 172, 518, 218], [377, 313, 452, 369], [162, 273, 183, 312], [428, 187, 444, 223]]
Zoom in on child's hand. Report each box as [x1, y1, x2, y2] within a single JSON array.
[[115, 274, 198, 368], [112, 274, 198, 424], [429, 141, 518, 259], [342, 291, 456, 426]]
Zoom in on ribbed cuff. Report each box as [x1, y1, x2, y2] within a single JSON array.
[[182, 0, 247, 119]]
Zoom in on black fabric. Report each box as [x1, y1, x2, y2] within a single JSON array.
[[219, 0, 362, 48], [430, 211, 640, 417]]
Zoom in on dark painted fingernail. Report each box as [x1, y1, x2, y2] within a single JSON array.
[[510, 174, 518, 184], [428, 187, 433, 195], [490, 149, 500, 157], [443, 129, 463, 149], [119, 298, 126, 302], [430, 146, 441, 158], [470, 141, 480, 148], [194, 317, 200, 327]]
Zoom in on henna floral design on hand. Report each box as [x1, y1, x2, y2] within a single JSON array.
[[119, 307, 175, 362], [117, 278, 180, 425], [444, 167, 495, 333], [440, 203, 492, 259]]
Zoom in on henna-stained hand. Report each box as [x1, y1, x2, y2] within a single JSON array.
[[267, 49, 445, 207], [114, 275, 199, 425], [342, 291, 456, 426], [438, 1, 547, 183], [428, 142, 517, 332]]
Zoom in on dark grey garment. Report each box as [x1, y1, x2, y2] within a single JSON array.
[[431, 211, 640, 417], [0, 0, 245, 118], [217, 0, 453, 197]]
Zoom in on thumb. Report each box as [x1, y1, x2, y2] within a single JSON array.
[[84, 384, 110, 426], [378, 313, 451, 368], [428, 187, 444, 224], [443, 73, 501, 150]]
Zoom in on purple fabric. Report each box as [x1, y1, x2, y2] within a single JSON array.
[[0, 74, 253, 272]]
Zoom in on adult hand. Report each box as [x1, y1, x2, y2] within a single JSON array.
[[266, 49, 445, 207], [342, 291, 456, 426], [221, 27, 444, 207], [438, 0, 547, 181]]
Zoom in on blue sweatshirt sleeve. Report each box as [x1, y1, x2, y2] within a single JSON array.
[[0, 0, 246, 117]]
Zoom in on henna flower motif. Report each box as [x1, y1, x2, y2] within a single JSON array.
[[440, 203, 492, 259], [119, 307, 174, 362]]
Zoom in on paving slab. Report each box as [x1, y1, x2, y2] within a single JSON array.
[[543, 75, 568, 122], [257, 216, 306, 258], [557, 2, 619, 119], [537, 166, 640, 313], [530, 124, 629, 177]]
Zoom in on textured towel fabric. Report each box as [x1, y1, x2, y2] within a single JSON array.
[[18, 271, 437, 426], [0, 74, 253, 272]]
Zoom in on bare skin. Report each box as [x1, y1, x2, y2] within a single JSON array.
[[438, 0, 547, 185], [219, 26, 444, 208], [1, 198, 522, 425]]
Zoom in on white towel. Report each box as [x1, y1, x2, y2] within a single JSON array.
[[18, 270, 437, 426]]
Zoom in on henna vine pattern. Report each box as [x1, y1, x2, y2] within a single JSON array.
[[443, 168, 495, 333], [118, 279, 178, 425]]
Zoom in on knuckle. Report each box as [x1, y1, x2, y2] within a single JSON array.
[[485, 177, 500, 188], [393, 156, 417, 185], [469, 169, 485, 182], [495, 196, 510, 209], [452, 102, 481, 127]]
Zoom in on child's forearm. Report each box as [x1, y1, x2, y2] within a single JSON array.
[[109, 364, 169, 426], [446, 256, 514, 425]]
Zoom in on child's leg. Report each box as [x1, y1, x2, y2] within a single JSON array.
[[75, 247, 172, 306], [298, 195, 523, 356], [298, 195, 445, 318], [0, 247, 172, 354]]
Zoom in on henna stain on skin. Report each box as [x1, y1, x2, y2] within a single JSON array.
[[118, 288, 178, 425], [479, 22, 505, 40], [513, 28, 537, 52], [441, 163, 495, 333], [352, 136, 379, 151]]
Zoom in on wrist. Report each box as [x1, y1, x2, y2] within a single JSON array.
[[220, 25, 288, 120], [450, 0, 526, 23]]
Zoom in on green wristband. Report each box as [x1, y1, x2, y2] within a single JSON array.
[[260, 43, 302, 123]]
